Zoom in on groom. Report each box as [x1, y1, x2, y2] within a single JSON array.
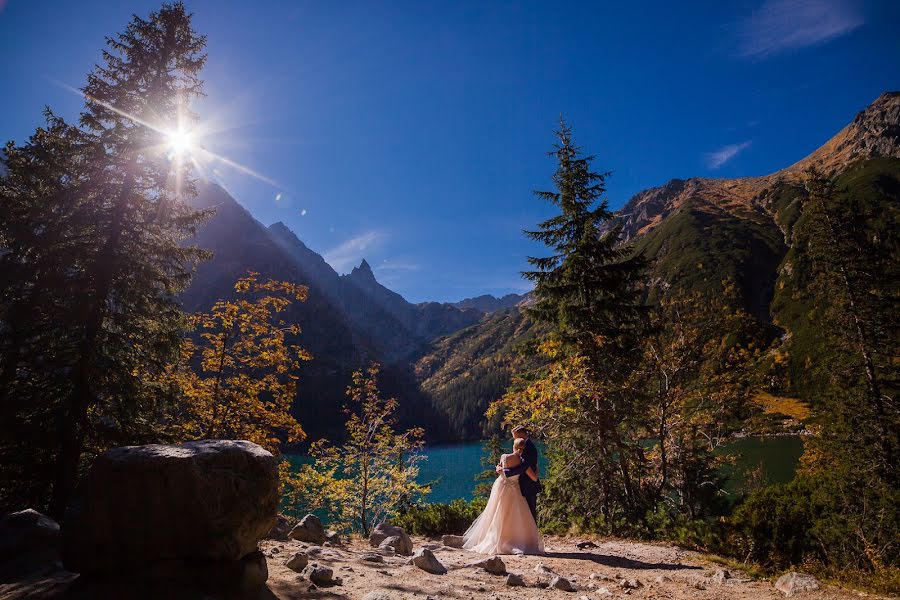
[[497, 425, 541, 522]]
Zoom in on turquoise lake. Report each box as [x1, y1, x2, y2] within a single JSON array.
[[287, 436, 804, 504]]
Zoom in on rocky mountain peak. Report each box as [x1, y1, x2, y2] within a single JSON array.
[[349, 259, 376, 283], [610, 91, 900, 241]]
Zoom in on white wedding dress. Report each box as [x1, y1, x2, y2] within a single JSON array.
[[462, 453, 544, 555]]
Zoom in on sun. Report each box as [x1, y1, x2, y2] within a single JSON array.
[[166, 128, 194, 155]]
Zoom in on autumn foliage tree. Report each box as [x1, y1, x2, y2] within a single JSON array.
[[284, 363, 428, 536], [163, 273, 309, 453]]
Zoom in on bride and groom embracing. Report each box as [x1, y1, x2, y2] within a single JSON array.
[[462, 425, 545, 555]]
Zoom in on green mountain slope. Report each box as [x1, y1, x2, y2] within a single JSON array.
[[415, 93, 900, 439]]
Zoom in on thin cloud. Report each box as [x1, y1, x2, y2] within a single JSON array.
[[324, 231, 387, 272], [377, 259, 421, 272], [737, 0, 863, 59], [705, 141, 752, 170]]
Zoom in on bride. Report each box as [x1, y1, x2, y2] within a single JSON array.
[[462, 438, 544, 555]]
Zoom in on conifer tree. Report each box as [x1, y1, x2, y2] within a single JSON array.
[[524, 118, 647, 366], [0, 2, 209, 517], [494, 120, 650, 529]]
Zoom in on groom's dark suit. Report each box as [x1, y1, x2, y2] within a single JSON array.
[[503, 438, 540, 522]]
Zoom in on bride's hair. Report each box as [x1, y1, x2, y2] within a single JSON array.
[[513, 438, 526, 453]]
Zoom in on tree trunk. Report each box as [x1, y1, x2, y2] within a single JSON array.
[[48, 169, 134, 519]]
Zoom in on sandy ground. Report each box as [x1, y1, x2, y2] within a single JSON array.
[[0, 535, 883, 600], [259, 536, 878, 600]]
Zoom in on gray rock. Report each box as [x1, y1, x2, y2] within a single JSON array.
[[550, 575, 576, 591], [0, 508, 61, 576], [285, 552, 308, 572], [385, 535, 417, 557], [596, 586, 613, 595], [304, 563, 341, 587], [591, 572, 615, 581], [506, 573, 526, 587], [325, 530, 343, 545], [265, 513, 293, 541], [369, 523, 413, 556], [470, 555, 506, 575], [306, 545, 324, 557], [360, 552, 385, 563], [442, 534, 465, 548], [711, 569, 730, 584], [775, 572, 820, 596], [289, 514, 327, 544], [535, 562, 556, 576], [619, 577, 642, 589], [61, 440, 277, 575], [408, 548, 447, 575]]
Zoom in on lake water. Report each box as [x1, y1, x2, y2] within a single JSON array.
[[287, 436, 804, 505]]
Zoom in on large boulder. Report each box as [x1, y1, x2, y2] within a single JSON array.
[[0, 509, 62, 579], [289, 514, 326, 544], [62, 439, 278, 575], [369, 523, 413, 556], [775, 572, 820, 596]]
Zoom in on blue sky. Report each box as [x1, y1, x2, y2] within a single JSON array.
[[1, 1, 898, 302]]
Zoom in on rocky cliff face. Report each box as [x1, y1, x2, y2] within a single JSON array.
[[612, 92, 900, 242]]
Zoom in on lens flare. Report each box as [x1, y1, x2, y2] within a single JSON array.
[[167, 128, 194, 155]]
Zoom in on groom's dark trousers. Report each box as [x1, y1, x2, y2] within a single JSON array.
[[503, 438, 540, 522]]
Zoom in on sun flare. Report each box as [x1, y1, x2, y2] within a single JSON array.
[[166, 128, 194, 155]]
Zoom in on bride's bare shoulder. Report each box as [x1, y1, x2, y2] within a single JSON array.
[[501, 453, 521, 467]]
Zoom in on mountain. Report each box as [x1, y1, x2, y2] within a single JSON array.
[[414, 92, 900, 438], [451, 293, 528, 313], [182, 183, 485, 441]]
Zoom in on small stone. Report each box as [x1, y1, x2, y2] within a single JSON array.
[[470, 555, 506, 575], [360, 552, 385, 563], [535, 562, 556, 575], [619, 578, 642, 589], [408, 548, 447, 575], [655, 575, 672, 584], [442, 534, 465, 548], [289, 514, 327, 544], [303, 563, 340, 587], [285, 552, 308, 572], [591, 573, 615, 582], [550, 575, 576, 592], [576, 541, 599, 550], [711, 569, 731, 584], [596, 586, 613, 595], [306, 545, 324, 557], [506, 573, 526, 587], [265, 513, 293, 541], [369, 523, 413, 556], [775, 572, 820, 596]]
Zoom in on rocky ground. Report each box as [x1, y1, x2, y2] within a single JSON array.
[[259, 536, 876, 600]]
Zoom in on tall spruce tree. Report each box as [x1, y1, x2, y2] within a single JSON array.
[[524, 119, 646, 366], [0, 3, 209, 517], [499, 120, 650, 528]]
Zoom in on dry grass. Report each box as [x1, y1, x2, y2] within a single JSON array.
[[754, 392, 812, 421]]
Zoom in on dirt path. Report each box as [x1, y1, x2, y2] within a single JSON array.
[[261, 536, 873, 600]]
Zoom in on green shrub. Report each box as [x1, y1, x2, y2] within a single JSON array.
[[729, 478, 814, 568], [394, 498, 487, 536]]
